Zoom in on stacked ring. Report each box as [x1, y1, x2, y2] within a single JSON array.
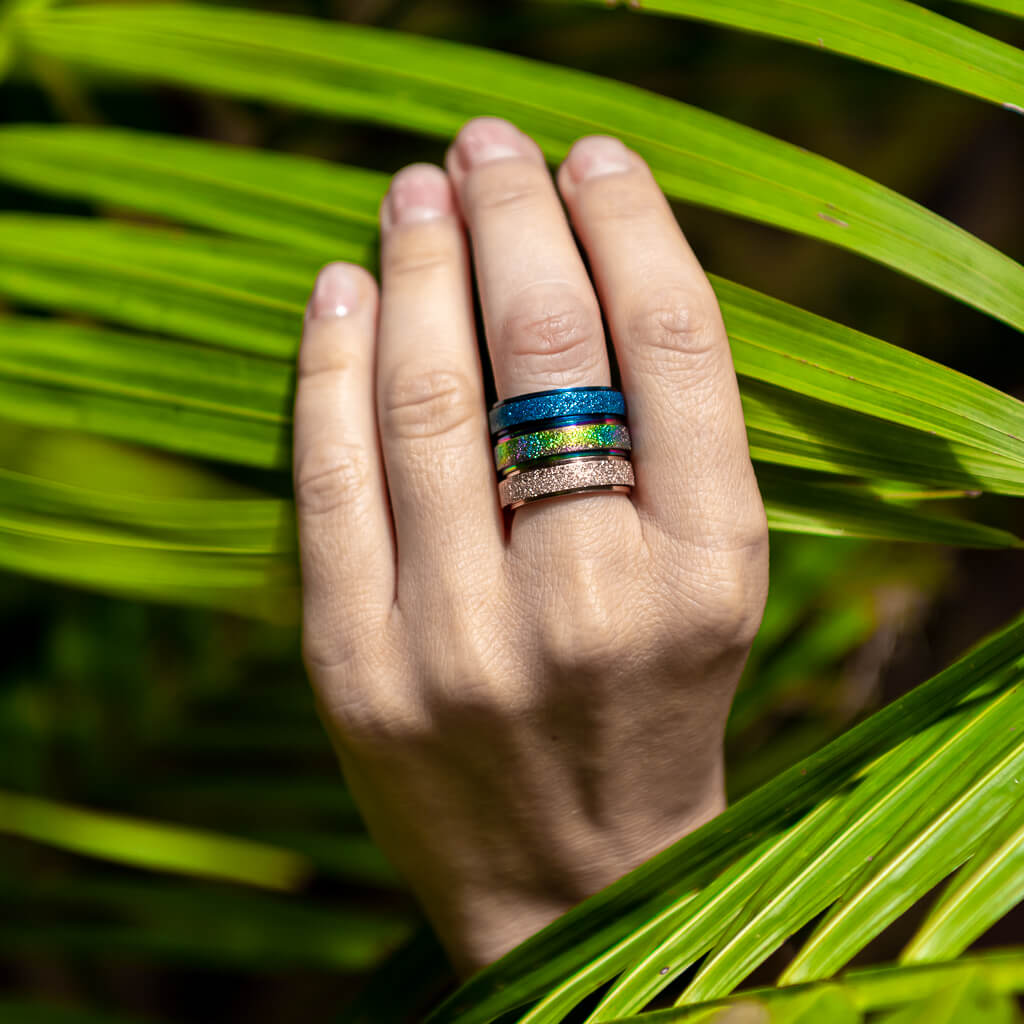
[[489, 386, 635, 510]]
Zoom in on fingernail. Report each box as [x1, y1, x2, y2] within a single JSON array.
[[566, 136, 633, 183], [382, 164, 452, 229], [307, 263, 359, 320], [454, 116, 528, 169]]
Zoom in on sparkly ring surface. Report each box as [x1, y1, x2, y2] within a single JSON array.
[[487, 385, 627, 435], [489, 387, 634, 511], [493, 420, 631, 474]]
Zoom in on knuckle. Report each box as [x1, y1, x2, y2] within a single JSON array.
[[538, 561, 622, 672], [302, 611, 391, 687], [383, 226, 458, 281], [692, 537, 770, 650], [414, 598, 541, 721], [380, 366, 478, 441], [466, 162, 547, 213], [586, 177, 664, 223], [426, 642, 519, 717], [501, 292, 604, 381], [333, 692, 432, 751], [297, 333, 362, 381], [294, 440, 373, 517], [630, 285, 722, 365], [306, 629, 430, 748], [301, 624, 365, 677]]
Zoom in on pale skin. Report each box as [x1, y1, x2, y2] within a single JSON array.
[[293, 117, 770, 979]]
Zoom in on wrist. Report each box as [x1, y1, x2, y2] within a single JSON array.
[[428, 778, 726, 979]]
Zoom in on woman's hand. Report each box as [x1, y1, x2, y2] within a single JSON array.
[[292, 117, 769, 978]]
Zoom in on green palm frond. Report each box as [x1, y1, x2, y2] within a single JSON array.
[[7, 4, 1024, 331], [0, 874, 412, 971], [0, 790, 310, 890], [952, 0, 1024, 17], [550, 0, 1024, 109], [3, 456, 1012, 622], [592, 952, 1024, 1022], [0, 125, 380, 254], [0, 462, 296, 616], [901, 793, 1024, 964]]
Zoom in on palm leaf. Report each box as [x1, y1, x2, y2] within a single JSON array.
[[551, 0, 1024, 110], [743, 380, 1024, 495], [9, 5, 1024, 332], [0, 125, 383, 256], [0, 214, 323, 357], [577, 676, 1023, 1018], [0, 464, 297, 617], [692, 696, 1024, 997], [0, 874, 412, 971], [5, 140, 1023, 493], [948, 0, 1024, 20], [5, 312, 1024, 503], [0, 789, 310, 890], [589, 952, 1024, 1022], [0, 317, 293, 468], [901, 792, 1024, 963], [4, 458, 1014, 627], [1, 9, 1022, 1019], [869, 972, 1018, 1024], [757, 469, 1019, 546]]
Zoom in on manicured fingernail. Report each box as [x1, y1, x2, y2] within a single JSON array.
[[382, 163, 452, 229], [307, 263, 359, 320], [454, 116, 528, 169], [566, 135, 633, 183]]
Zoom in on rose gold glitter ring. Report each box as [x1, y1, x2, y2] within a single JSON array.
[[498, 454, 635, 511]]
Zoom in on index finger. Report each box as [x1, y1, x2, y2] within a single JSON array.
[[556, 135, 765, 549]]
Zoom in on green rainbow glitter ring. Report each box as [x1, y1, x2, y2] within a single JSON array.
[[489, 387, 635, 511]]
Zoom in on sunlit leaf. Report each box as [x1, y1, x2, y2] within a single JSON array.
[[0, 789, 311, 890], [0, 465, 297, 618], [901, 792, 1024, 963], [554, 0, 1024, 110], [0, 317, 292, 468], [757, 469, 1020, 547], [0, 214, 318, 356], [10, 6, 1024, 331], [868, 970, 1015, 1024], [0, 125, 382, 257], [777, 717, 1024, 984], [591, 952, 1024, 1022]]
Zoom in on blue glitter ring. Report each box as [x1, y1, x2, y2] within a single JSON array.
[[488, 386, 627, 436]]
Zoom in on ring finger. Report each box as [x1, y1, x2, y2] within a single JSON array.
[[445, 117, 633, 531]]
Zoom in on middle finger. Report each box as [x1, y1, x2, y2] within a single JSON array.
[[445, 117, 612, 401]]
